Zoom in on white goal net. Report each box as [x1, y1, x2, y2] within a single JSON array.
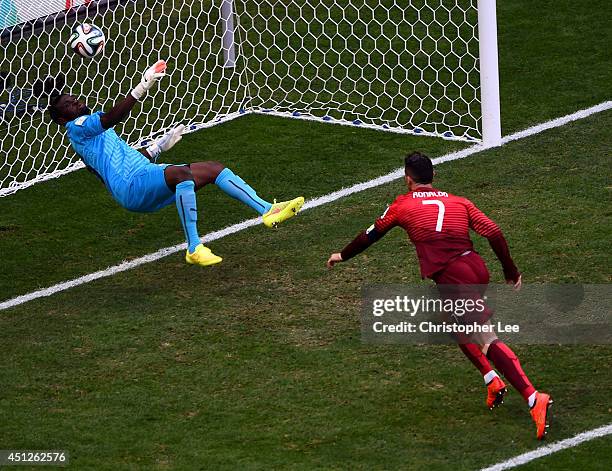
[[0, 0, 500, 197]]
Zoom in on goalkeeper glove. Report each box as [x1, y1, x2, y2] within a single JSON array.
[[130, 60, 167, 100], [146, 124, 185, 162]]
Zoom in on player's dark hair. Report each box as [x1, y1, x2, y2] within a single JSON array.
[[404, 151, 434, 184], [48, 93, 68, 123]]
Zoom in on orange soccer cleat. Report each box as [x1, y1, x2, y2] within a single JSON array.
[[486, 376, 507, 410], [530, 392, 553, 440]]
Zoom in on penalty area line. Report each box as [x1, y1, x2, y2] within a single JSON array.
[[480, 423, 612, 471], [0, 100, 610, 312]]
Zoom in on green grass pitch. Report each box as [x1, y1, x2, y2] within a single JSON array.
[[0, 1, 611, 469]]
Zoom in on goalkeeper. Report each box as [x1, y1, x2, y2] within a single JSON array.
[[49, 60, 304, 266]]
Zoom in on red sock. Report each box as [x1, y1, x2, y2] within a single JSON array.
[[486, 340, 536, 401], [459, 343, 493, 377]]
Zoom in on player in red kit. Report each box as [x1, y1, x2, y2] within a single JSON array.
[[327, 152, 552, 440]]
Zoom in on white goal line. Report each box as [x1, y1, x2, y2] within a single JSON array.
[[480, 423, 612, 470], [0, 100, 610, 313]]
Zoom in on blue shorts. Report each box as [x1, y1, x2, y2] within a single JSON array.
[[123, 163, 177, 213]]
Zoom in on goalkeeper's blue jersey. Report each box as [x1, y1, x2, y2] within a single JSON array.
[[65, 111, 152, 207]]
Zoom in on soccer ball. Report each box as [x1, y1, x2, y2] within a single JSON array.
[[69, 23, 105, 58]]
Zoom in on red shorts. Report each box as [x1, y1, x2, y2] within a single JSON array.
[[433, 251, 490, 285], [432, 251, 493, 327]]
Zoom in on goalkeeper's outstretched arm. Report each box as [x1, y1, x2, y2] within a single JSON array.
[[100, 94, 138, 129], [136, 124, 186, 162], [100, 60, 167, 130]]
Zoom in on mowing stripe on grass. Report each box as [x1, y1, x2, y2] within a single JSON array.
[[481, 423, 612, 471], [0, 100, 610, 312]]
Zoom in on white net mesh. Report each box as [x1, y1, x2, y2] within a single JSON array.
[[237, 0, 480, 138], [0, 0, 483, 197]]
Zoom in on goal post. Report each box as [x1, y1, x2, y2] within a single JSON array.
[[477, 0, 502, 147], [0, 0, 502, 197], [221, 0, 237, 68]]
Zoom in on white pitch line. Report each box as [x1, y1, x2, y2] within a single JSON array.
[[481, 423, 612, 471], [0, 216, 261, 311], [0, 100, 610, 312], [503, 100, 612, 144], [302, 144, 483, 211]]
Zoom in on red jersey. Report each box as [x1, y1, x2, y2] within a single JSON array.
[[372, 188, 504, 278]]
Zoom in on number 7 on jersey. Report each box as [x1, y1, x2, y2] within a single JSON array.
[[422, 200, 445, 232]]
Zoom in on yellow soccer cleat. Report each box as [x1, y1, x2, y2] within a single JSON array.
[[185, 244, 223, 267], [262, 196, 305, 228]]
